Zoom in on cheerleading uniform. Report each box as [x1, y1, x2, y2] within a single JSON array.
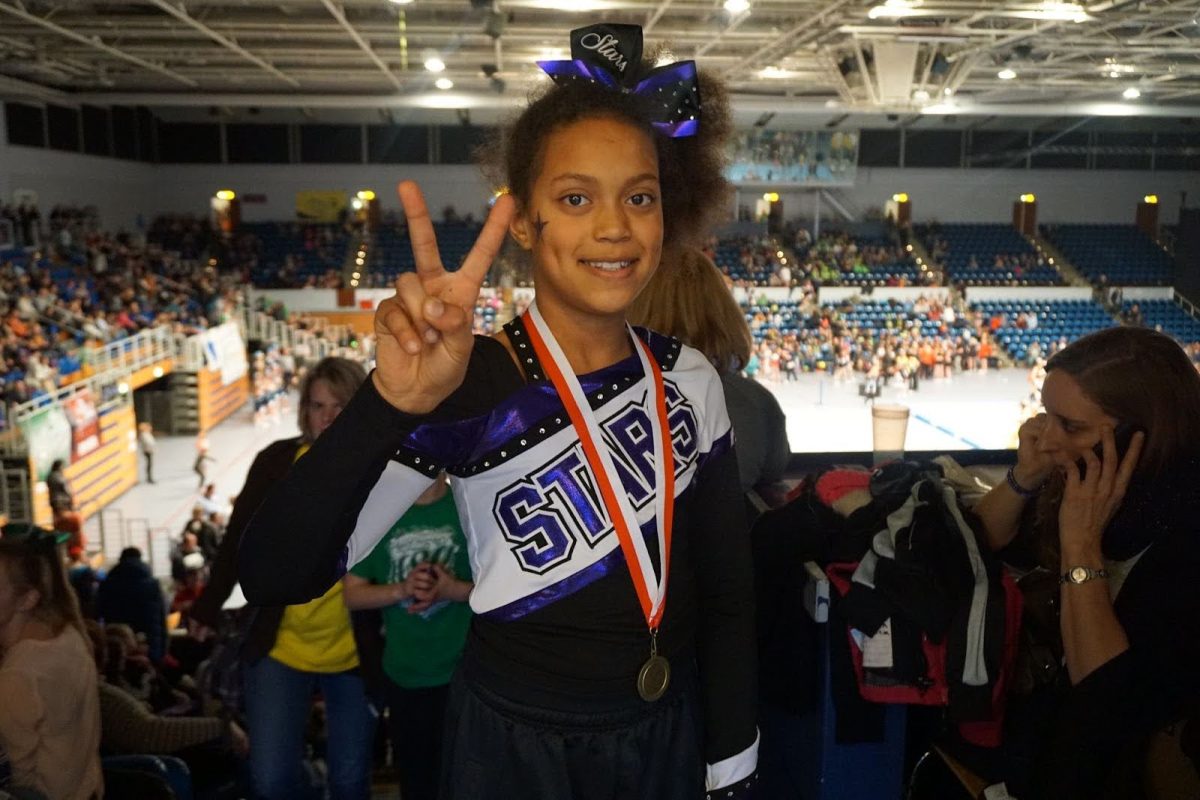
[[239, 316, 758, 797]]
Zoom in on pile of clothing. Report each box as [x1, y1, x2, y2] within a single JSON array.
[[753, 460, 1020, 746]]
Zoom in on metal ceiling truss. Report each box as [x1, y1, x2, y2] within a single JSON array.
[[0, 0, 1194, 121]]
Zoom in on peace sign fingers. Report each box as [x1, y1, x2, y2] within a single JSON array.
[[397, 180, 446, 281], [448, 193, 517, 305]]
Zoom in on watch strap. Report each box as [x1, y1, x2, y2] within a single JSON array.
[[1060, 566, 1109, 585]]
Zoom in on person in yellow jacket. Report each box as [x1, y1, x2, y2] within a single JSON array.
[[192, 357, 378, 800]]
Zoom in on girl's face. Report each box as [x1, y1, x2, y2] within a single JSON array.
[[1037, 369, 1119, 467], [512, 115, 663, 328]]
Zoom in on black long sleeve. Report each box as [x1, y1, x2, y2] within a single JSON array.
[[192, 439, 299, 628], [688, 446, 758, 764], [237, 336, 521, 606], [1033, 526, 1200, 798], [237, 377, 419, 606]]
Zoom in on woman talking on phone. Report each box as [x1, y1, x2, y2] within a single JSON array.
[[972, 326, 1200, 798]]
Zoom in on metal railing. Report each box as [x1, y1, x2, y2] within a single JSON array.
[[0, 327, 168, 459], [1175, 290, 1200, 321], [81, 325, 177, 378], [238, 304, 369, 364]]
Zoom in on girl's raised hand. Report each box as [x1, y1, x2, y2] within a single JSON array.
[[372, 181, 515, 413]]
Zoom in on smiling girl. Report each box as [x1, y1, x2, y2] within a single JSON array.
[[238, 23, 757, 800]]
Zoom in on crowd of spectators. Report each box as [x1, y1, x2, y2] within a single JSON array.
[[59, 505, 252, 799], [797, 230, 934, 287], [705, 228, 935, 290], [705, 234, 793, 287], [742, 293, 1001, 389], [0, 207, 248, 427]]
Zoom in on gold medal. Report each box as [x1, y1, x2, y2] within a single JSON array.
[[525, 305, 677, 705], [637, 654, 671, 702]]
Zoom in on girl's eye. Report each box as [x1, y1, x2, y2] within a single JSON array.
[[562, 194, 589, 207], [628, 193, 656, 207]]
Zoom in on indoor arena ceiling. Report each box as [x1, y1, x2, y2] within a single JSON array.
[[1, 0, 1199, 122]]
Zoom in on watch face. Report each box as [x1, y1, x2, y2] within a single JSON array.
[[1070, 567, 1089, 584]]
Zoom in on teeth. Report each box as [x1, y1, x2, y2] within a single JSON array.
[[583, 260, 633, 272]]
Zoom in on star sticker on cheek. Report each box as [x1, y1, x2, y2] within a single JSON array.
[[533, 211, 548, 242]]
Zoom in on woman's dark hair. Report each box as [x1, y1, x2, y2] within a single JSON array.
[[480, 56, 733, 251], [50, 459, 64, 472], [1045, 326, 1200, 476]]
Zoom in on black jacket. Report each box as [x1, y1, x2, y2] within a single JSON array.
[[98, 555, 166, 662], [191, 437, 385, 698], [1027, 456, 1200, 799]]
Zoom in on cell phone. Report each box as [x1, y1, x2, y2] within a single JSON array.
[[1075, 421, 1143, 479]]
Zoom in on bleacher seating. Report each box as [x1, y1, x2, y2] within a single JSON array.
[[925, 224, 1062, 286], [973, 299, 1116, 363], [1041, 224, 1173, 286], [805, 235, 921, 286], [743, 299, 957, 342], [240, 223, 349, 285], [369, 222, 481, 283], [712, 241, 749, 281], [743, 300, 804, 341], [1122, 299, 1200, 343]]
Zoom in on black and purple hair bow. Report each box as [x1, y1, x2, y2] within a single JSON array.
[[537, 23, 701, 138]]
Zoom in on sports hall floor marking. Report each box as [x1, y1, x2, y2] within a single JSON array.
[[913, 413, 983, 450]]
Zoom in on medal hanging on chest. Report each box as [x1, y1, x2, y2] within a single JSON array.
[[523, 302, 675, 702]]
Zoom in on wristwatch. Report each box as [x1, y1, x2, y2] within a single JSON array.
[[1060, 566, 1109, 585]]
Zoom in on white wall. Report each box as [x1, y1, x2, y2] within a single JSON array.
[[767, 167, 1197, 226], [3, 108, 1195, 233], [0, 104, 156, 232], [150, 163, 490, 224]]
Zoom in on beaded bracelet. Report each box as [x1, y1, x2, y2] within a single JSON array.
[[1006, 465, 1042, 499]]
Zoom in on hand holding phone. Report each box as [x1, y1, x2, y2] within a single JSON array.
[[1075, 421, 1143, 480]]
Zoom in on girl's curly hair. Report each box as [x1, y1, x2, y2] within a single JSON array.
[[479, 55, 733, 250]]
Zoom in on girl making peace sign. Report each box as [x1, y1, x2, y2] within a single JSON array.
[[240, 23, 758, 799]]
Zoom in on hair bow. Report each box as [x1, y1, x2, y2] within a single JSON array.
[[537, 23, 701, 138]]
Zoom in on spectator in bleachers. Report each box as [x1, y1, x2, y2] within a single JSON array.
[[630, 247, 791, 495], [85, 618, 252, 799], [0, 530, 103, 800], [973, 326, 1200, 798], [97, 546, 167, 664], [192, 357, 378, 800]]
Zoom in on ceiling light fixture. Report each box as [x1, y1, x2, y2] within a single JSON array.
[[868, 0, 922, 19], [1122, 86, 1141, 100], [387, 0, 414, 5], [424, 55, 446, 73], [1003, 1, 1099, 22], [724, 0, 750, 14], [540, 0, 619, 10], [997, 68, 1017, 80], [912, 89, 931, 102], [435, 77, 454, 90]]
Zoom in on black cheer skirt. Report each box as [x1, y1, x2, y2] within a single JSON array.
[[439, 656, 705, 800]]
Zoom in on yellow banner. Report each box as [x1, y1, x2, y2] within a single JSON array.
[[296, 190, 348, 223]]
